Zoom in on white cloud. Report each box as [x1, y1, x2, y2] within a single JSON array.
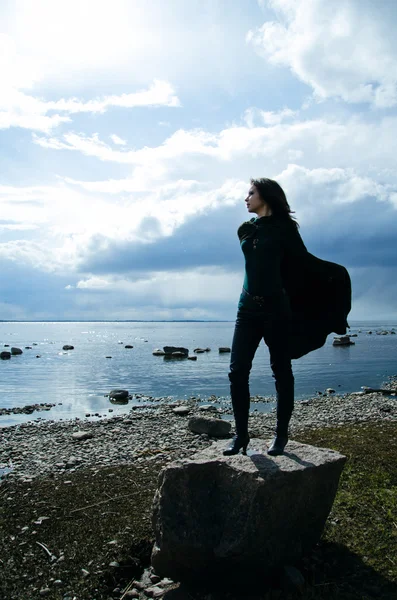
[[76, 277, 111, 289], [33, 114, 397, 192], [244, 106, 296, 127], [277, 164, 397, 225], [110, 134, 127, 146], [249, 0, 397, 107], [0, 80, 180, 132]]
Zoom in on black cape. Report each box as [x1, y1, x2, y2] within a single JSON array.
[[238, 217, 352, 359]]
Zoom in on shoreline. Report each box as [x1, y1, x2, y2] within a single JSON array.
[[1, 379, 396, 483]]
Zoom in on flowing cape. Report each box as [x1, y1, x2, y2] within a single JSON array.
[[238, 218, 352, 359]]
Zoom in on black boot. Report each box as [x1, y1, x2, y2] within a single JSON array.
[[267, 434, 288, 456], [267, 373, 293, 456], [223, 434, 250, 456], [225, 370, 250, 456]]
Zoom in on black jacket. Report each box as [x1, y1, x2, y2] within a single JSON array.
[[238, 217, 352, 359]]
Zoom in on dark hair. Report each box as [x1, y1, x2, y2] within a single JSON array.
[[250, 178, 298, 228]]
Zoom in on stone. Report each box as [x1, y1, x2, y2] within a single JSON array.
[[152, 439, 346, 583], [163, 346, 189, 357], [166, 351, 187, 359], [124, 591, 139, 598], [39, 588, 51, 596], [109, 389, 129, 402], [187, 356, 197, 361], [173, 406, 190, 416], [11, 347, 23, 355], [218, 347, 231, 353], [0, 351, 11, 360], [188, 416, 231, 437], [71, 431, 93, 441], [125, 345, 134, 349], [198, 405, 218, 413], [326, 388, 335, 394], [62, 345, 74, 350], [153, 349, 166, 356], [144, 585, 165, 598], [193, 348, 206, 353], [66, 456, 79, 468], [332, 336, 354, 346]]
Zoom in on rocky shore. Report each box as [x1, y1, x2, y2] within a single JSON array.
[[1, 378, 396, 482], [0, 379, 396, 600]]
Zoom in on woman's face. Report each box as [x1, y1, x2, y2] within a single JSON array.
[[245, 185, 270, 216]]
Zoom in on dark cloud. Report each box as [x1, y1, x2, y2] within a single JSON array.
[[79, 202, 245, 275]]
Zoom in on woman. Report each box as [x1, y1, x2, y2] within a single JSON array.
[[224, 177, 306, 457]]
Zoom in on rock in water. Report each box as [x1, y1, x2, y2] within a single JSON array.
[[11, 347, 23, 355], [109, 389, 129, 403], [152, 439, 346, 584], [0, 351, 11, 360], [62, 344, 74, 350], [163, 346, 189, 357]]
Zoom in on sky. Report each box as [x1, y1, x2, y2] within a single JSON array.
[[1, 0, 397, 321]]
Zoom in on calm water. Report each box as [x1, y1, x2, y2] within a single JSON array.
[[0, 320, 396, 427]]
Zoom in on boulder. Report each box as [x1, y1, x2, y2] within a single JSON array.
[[153, 349, 166, 356], [188, 416, 231, 437], [193, 348, 206, 353], [11, 347, 23, 355], [218, 347, 231, 353], [187, 356, 197, 361], [163, 346, 189, 357], [152, 439, 346, 584], [332, 336, 354, 346], [62, 345, 74, 351], [109, 389, 129, 403], [125, 345, 134, 348], [0, 351, 11, 360]]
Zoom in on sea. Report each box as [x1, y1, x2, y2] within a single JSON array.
[[0, 320, 396, 427]]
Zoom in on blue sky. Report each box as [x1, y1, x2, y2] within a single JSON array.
[[1, 0, 397, 320]]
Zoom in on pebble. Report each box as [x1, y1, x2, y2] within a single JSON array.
[[173, 406, 190, 415], [71, 431, 93, 441]]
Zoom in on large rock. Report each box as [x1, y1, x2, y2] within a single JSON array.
[[152, 439, 346, 584], [188, 416, 231, 437], [163, 346, 189, 357], [11, 347, 23, 355]]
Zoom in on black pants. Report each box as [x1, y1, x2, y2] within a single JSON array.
[[228, 294, 294, 437]]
